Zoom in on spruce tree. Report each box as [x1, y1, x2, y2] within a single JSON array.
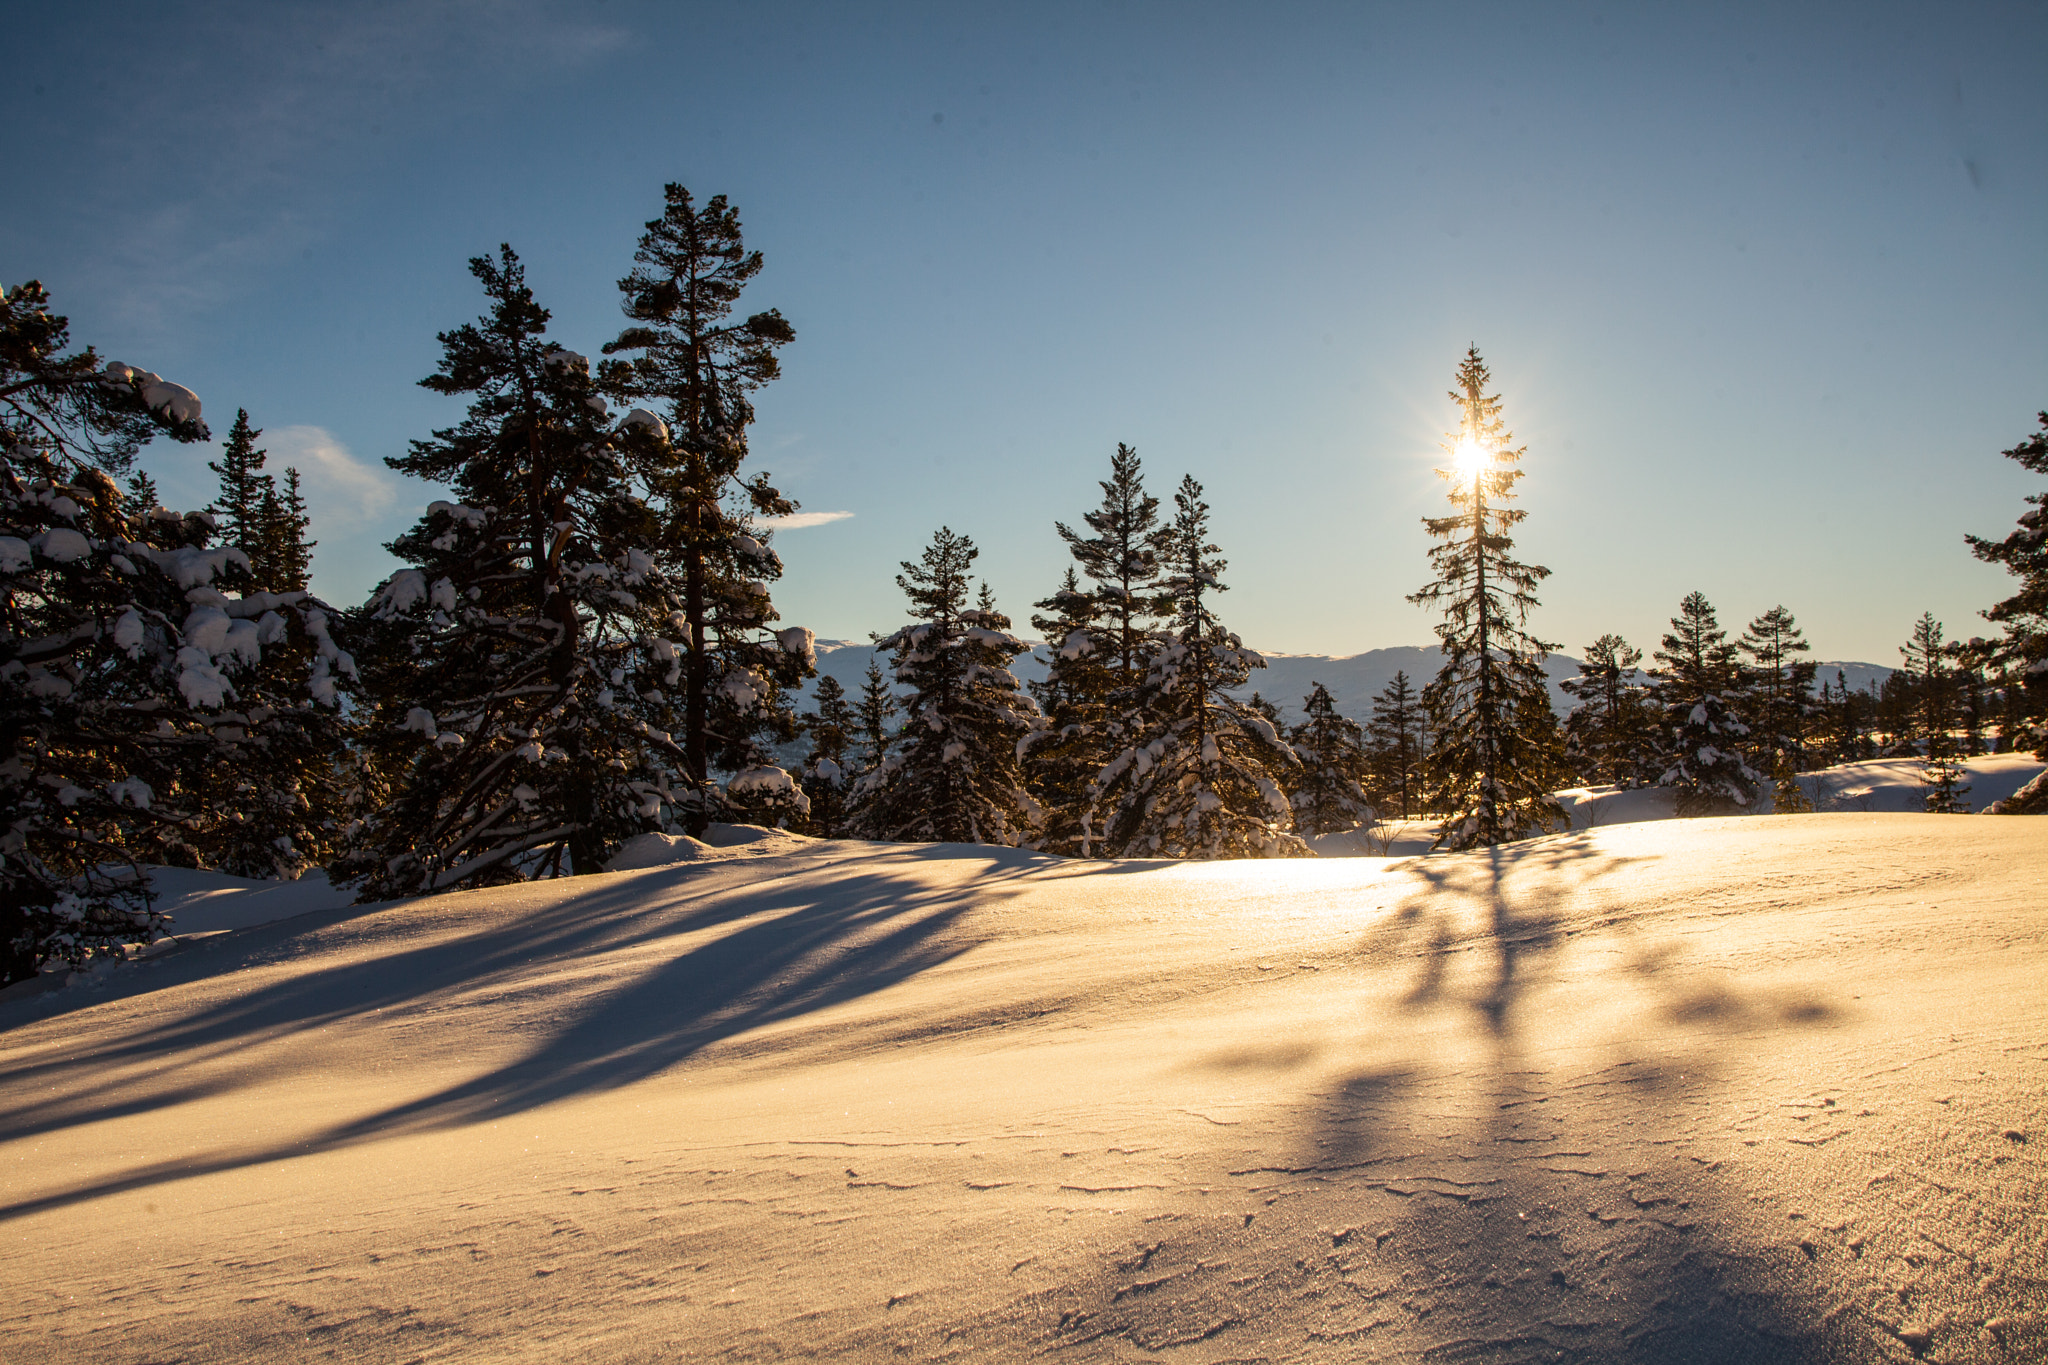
[[1739, 606, 1818, 812], [1288, 682, 1372, 836], [264, 466, 314, 592], [1055, 443, 1170, 687], [1093, 476, 1307, 858], [337, 247, 710, 897], [1407, 348, 1564, 849], [1900, 612, 1969, 812], [1365, 670, 1427, 818], [1965, 412, 2048, 759], [600, 185, 807, 830], [852, 528, 1044, 845], [1558, 633, 1658, 789], [1652, 592, 1761, 815], [853, 656, 899, 776], [207, 409, 270, 557], [1024, 566, 1116, 854], [798, 674, 855, 837], [1, 280, 354, 984]]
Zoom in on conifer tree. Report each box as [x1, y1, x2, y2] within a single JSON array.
[[1407, 348, 1564, 849], [262, 466, 314, 592], [1965, 412, 2048, 759], [126, 470, 159, 515], [1652, 592, 1761, 815], [853, 656, 898, 776], [600, 185, 807, 830], [1739, 606, 1818, 812], [207, 408, 270, 556], [338, 247, 714, 897], [1559, 634, 1657, 788], [798, 674, 855, 837], [852, 528, 1043, 845], [2, 280, 354, 984], [1024, 566, 1116, 854], [1900, 612, 1969, 812], [1365, 670, 1427, 818], [1288, 682, 1372, 836], [1055, 443, 1170, 687], [1093, 477, 1307, 858]]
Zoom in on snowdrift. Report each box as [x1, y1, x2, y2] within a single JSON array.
[[2, 816, 2042, 1362]]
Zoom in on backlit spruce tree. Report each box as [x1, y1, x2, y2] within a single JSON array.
[[1288, 682, 1372, 836], [338, 247, 720, 897], [853, 656, 898, 777], [1651, 591, 1761, 815], [1966, 412, 2048, 762], [1024, 445, 1173, 855], [1900, 611, 1968, 813], [1559, 633, 1657, 788], [600, 185, 810, 831], [1093, 476, 1307, 858], [1365, 669, 1427, 819], [207, 411, 313, 593], [1, 280, 354, 984], [852, 527, 1043, 845], [1407, 348, 1565, 849], [1739, 606, 1817, 812]]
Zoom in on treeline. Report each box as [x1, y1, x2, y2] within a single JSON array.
[[5, 183, 2046, 985]]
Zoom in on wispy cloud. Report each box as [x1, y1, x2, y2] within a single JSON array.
[[267, 425, 396, 529], [762, 510, 855, 530]]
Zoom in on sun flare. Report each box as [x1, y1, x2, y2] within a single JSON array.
[[1451, 433, 1489, 482]]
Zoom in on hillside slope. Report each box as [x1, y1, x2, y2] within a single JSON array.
[[1, 817, 2041, 1362]]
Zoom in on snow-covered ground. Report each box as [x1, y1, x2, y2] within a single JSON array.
[[2, 814, 2042, 1362]]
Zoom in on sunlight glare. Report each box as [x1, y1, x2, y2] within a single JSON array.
[[1452, 434, 1489, 483]]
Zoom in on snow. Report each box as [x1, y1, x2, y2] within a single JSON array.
[[621, 408, 669, 441], [139, 378, 202, 425], [29, 527, 90, 562], [3, 819, 2045, 1361], [0, 535, 31, 572]]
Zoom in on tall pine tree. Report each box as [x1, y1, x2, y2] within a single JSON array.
[[797, 674, 855, 837], [1364, 670, 1427, 819], [1093, 477, 1307, 858], [1652, 592, 1760, 815], [1965, 412, 2048, 760], [1739, 606, 1817, 812], [852, 528, 1043, 845], [338, 247, 707, 896], [600, 185, 808, 830], [1407, 348, 1564, 849]]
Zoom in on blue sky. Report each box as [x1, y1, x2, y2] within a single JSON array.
[[6, 1, 2043, 669]]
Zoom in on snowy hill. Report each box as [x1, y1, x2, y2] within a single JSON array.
[[2, 816, 2041, 1362], [809, 639, 1892, 726]]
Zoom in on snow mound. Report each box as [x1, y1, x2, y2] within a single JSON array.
[[603, 831, 713, 871]]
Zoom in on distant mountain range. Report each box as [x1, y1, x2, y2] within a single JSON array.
[[803, 640, 1893, 727]]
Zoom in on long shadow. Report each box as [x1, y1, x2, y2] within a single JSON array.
[[0, 845, 1044, 1220]]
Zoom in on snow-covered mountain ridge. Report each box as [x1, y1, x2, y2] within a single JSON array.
[[807, 639, 1893, 724]]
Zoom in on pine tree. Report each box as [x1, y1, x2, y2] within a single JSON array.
[[337, 246, 712, 897], [1288, 682, 1372, 836], [1, 279, 354, 985], [1966, 412, 2048, 759], [1739, 606, 1818, 812], [263, 466, 314, 592], [798, 674, 855, 837], [207, 408, 270, 556], [852, 528, 1043, 845], [1407, 348, 1564, 849], [1364, 670, 1426, 819], [1652, 592, 1761, 815], [1559, 633, 1657, 788], [600, 185, 808, 831], [853, 656, 899, 776], [1055, 443, 1170, 688], [1024, 566, 1115, 854], [1093, 477, 1307, 858], [1901, 612, 1969, 812]]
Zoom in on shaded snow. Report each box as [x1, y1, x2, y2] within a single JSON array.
[[1, 818, 2041, 1361]]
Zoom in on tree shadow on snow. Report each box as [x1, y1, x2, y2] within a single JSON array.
[[0, 845, 1044, 1220]]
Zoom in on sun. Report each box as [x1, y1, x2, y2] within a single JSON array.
[[1451, 434, 1489, 483]]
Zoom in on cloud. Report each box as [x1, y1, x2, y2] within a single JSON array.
[[761, 510, 855, 530], [266, 425, 396, 529]]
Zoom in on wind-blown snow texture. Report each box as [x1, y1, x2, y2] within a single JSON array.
[[2, 817, 2042, 1362]]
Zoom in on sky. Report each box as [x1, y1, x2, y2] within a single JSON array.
[[5, 0, 2043, 669]]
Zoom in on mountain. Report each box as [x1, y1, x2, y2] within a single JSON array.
[[803, 641, 1894, 727]]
